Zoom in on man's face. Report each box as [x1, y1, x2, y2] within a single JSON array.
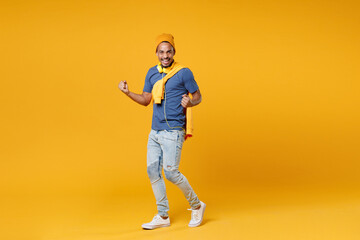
[[156, 42, 175, 67]]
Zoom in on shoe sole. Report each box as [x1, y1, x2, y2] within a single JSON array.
[[142, 223, 170, 230], [188, 203, 206, 227]]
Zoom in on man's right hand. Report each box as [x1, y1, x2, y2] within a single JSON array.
[[118, 81, 152, 106], [118, 80, 130, 95]]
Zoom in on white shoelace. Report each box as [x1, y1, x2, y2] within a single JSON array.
[[151, 215, 162, 222], [188, 208, 200, 220], [152, 215, 168, 223]]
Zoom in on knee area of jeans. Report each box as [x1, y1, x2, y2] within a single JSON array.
[[164, 169, 180, 183], [147, 163, 161, 182]]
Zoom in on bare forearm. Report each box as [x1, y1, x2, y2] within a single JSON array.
[[119, 81, 152, 106], [181, 90, 202, 108], [190, 93, 202, 107], [126, 91, 151, 106]]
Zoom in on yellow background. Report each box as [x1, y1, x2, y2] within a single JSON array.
[[1, 0, 359, 239]]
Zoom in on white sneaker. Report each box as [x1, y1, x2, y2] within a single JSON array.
[[188, 201, 206, 227], [142, 215, 170, 230]]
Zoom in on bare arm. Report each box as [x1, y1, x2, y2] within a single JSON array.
[[181, 90, 202, 108], [118, 81, 152, 106]]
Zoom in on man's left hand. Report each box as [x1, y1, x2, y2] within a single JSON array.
[[181, 94, 193, 108]]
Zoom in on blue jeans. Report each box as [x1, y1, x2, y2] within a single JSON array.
[[147, 129, 200, 217]]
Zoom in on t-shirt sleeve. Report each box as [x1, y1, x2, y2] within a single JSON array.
[[182, 68, 199, 94], [143, 69, 153, 93]]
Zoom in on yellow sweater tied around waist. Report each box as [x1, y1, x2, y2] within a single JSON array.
[[152, 62, 193, 140]]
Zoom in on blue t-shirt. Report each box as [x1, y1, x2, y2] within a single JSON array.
[[143, 65, 199, 131]]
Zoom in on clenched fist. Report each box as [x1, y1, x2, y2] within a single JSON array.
[[181, 94, 193, 108], [118, 80, 130, 95]]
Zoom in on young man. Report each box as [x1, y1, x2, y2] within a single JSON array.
[[118, 33, 205, 229]]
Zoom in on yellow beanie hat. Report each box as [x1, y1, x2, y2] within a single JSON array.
[[155, 33, 175, 53]]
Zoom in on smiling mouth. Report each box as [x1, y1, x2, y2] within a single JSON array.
[[161, 59, 171, 66]]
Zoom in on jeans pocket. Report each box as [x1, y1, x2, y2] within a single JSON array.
[[176, 131, 185, 149], [163, 130, 178, 141]]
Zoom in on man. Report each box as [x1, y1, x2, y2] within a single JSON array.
[[118, 33, 206, 230]]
